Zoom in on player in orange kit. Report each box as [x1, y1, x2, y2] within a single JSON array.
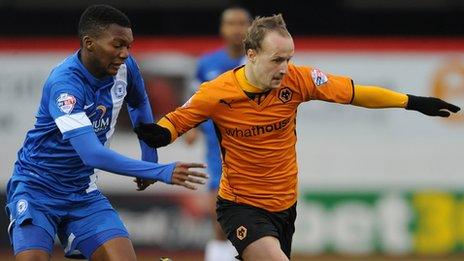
[[134, 14, 460, 261]]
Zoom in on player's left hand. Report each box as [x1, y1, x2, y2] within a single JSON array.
[[171, 162, 208, 190], [133, 177, 156, 191], [406, 95, 461, 117]]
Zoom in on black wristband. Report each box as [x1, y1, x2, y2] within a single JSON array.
[[155, 126, 172, 147], [134, 123, 172, 148], [405, 94, 420, 111]]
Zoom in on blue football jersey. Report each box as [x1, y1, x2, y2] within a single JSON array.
[[8, 51, 149, 199], [195, 48, 244, 188]]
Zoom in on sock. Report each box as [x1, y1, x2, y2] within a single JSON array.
[[204, 239, 238, 261]]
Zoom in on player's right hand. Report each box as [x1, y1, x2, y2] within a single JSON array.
[[171, 162, 208, 190], [134, 178, 156, 191]]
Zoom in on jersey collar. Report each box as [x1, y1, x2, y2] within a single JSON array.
[[235, 66, 265, 93]]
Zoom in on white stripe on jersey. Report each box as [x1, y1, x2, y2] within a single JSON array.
[[86, 65, 128, 193], [55, 112, 92, 133], [104, 64, 127, 147]]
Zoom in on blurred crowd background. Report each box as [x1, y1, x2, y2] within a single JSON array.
[[1, 0, 464, 260], [2, 0, 464, 36]]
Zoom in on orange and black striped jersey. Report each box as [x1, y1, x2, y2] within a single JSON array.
[[163, 64, 354, 212]]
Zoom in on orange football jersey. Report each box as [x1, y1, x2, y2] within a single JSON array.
[[164, 64, 353, 212]]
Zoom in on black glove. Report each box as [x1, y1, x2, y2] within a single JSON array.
[[406, 94, 460, 117], [133, 123, 172, 148], [134, 178, 156, 191]]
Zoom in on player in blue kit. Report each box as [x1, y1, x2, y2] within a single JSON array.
[[183, 7, 251, 261], [5, 5, 207, 261]]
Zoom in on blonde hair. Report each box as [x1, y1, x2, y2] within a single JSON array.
[[243, 14, 290, 52]]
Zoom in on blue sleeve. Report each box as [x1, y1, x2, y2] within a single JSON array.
[[196, 52, 223, 82], [125, 56, 148, 108], [48, 81, 93, 140], [69, 129, 174, 183], [125, 56, 158, 163], [127, 101, 158, 163], [196, 57, 206, 83]]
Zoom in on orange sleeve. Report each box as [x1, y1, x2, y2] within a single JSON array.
[[162, 82, 216, 139], [288, 64, 354, 104], [351, 85, 408, 108]]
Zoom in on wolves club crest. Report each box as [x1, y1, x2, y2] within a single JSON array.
[[236, 225, 247, 240], [278, 87, 293, 103]]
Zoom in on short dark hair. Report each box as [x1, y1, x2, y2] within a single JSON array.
[[78, 4, 131, 40], [243, 14, 290, 52], [220, 6, 252, 24]]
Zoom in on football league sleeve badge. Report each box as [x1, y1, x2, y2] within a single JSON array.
[[56, 93, 77, 114], [310, 68, 328, 87]]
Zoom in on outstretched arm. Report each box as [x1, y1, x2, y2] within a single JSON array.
[[351, 85, 460, 117], [69, 130, 207, 190], [70, 130, 174, 181]]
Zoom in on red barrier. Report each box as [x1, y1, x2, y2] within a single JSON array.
[[1, 37, 464, 54]]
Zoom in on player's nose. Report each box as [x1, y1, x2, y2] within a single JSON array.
[[119, 47, 130, 59], [279, 63, 288, 74]]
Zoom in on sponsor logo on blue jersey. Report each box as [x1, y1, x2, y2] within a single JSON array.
[[16, 199, 28, 215], [91, 105, 110, 132]]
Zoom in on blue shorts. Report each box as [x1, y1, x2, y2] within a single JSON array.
[[6, 190, 129, 259]]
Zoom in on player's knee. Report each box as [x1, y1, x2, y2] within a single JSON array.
[[90, 237, 136, 261], [15, 249, 50, 261]]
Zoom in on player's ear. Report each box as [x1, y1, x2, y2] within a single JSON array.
[[247, 48, 256, 63], [82, 36, 95, 52]]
